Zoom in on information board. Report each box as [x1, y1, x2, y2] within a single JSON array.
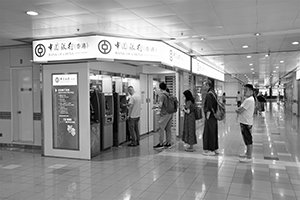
[[52, 74, 79, 150]]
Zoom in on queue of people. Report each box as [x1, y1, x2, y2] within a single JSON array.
[[126, 80, 259, 163]]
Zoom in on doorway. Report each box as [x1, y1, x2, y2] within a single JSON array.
[[11, 67, 34, 143]]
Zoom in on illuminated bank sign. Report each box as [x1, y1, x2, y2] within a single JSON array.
[[161, 44, 190, 71], [297, 67, 300, 80], [33, 36, 162, 62], [96, 36, 161, 61], [34, 36, 97, 62], [192, 58, 224, 81]]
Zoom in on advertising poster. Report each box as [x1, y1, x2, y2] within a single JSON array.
[[52, 74, 79, 150]]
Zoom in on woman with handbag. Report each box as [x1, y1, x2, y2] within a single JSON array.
[[182, 90, 197, 152]]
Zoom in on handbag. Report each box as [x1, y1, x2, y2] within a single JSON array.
[[194, 106, 202, 120]]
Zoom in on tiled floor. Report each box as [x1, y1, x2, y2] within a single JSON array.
[[0, 102, 300, 200]]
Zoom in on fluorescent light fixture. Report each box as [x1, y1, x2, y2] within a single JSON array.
[[242, 45, 249, 48], [280, 60, 284, 63], [249, 63, 253, 66], [292, 41, 299, 45], [247, 55, 251, 58], [26, 11, 39, 16]]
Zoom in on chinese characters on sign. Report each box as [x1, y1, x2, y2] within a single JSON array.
[[52, 74, 79, 150], [111, 38, 159, 60]]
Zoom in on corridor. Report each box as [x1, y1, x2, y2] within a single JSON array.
[[0, 102, 300, 200]]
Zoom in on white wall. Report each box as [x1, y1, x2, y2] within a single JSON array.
[[224, 82, 242, 106], [0, 47, 41, 146]]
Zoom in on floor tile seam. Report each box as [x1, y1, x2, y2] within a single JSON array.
[[157, 152, 300, 167]]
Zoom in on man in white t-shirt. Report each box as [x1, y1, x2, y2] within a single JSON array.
[[235, 84, 255, 163], [127, 86, 141, 147]]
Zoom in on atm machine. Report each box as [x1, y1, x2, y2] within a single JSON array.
[[90, 88, 101, 157], [99, 93, 114, 150], [113, 93, 127, 146]]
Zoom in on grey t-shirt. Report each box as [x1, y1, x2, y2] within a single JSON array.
[[159, 92, 169, 116]]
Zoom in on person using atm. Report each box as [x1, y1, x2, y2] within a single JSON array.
[[126, 86, 141, 147]]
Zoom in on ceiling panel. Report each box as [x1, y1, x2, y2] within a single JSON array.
[[156, 23, 192, 32], [145, 15, 184, 26], [35, 17, 80, 28], [64, 13, 109, 25], [166, 0, 212, 14], [71, 0, 125, 12], [114, 0, 164, 9], [178, 12, 220, 24], [94, 9, 140, 22], [130, 5, 174, 18], [36, 1, 90, 16], [113, 19, 153, 29]]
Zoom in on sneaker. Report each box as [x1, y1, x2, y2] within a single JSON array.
[[239, 157, 253, 163], [203, 151, 215, 156], [239, 153, 247, 158], [153, 143, 164, 149], [127, 143, 137, 147], [164, 143, 172, 149]]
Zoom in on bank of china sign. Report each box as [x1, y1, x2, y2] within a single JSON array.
[[33, 36, 190, 71]]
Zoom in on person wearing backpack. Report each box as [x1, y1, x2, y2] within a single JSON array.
[[182, 90, 197, 152], [202, 79, 219, 156], [153, 82, 174, 149]]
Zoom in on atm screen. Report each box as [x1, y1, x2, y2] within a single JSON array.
[[105, 100, 111, 115]]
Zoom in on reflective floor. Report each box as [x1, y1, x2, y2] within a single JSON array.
[[0, 102, 300, 200]]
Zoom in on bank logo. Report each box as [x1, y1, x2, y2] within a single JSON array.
[[35, 44, 46, 57], [98, 40, 111, 54], [55, 77, 60, 83], [169, 50, 173, 61]]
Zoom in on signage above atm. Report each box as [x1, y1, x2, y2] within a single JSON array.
[[192, 58, 225, 81], [32, 35, 190, 71], [296, 67, 300, 80]]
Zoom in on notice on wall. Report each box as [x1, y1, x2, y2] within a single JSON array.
[[52, 74, 79, 150]]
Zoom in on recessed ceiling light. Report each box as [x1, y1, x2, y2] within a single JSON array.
[[276, 66, 279, 68], [280, 60, 284, 63], [273, 71, 276, 73], [242, 45, 249, 49], [26, 11, 39, 16], [265, 54, 269, 57], [200, 38, 205, 41], [251, 68, 254, 70], [249, 63, 253, 66], [247, 55, 251, 58], [292, 41, 299, 45], [252, 72, 255, 74], [255, 33, 260, 36]]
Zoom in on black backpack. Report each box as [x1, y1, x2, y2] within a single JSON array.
[[163, 93, 178, 114]]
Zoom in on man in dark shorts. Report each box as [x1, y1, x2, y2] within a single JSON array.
[[235, 84, 255, 163]]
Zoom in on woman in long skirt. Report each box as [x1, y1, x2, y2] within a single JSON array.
[[202, 80, 218, 156], [182, 90, 197, 152]]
